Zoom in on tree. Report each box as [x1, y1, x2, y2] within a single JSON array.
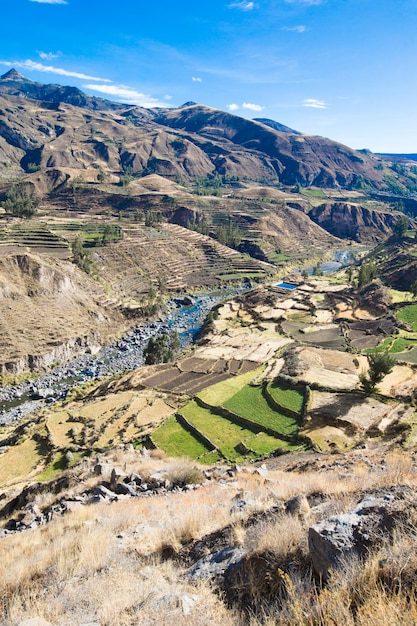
[[3, 184, 38, 218], [101, 224, 122, 245], [393, 215, 409, 239], [359, 352, 395, 395], [358, 261, 377, 288], [411, 280, 417, 299], [144, 332, 180, 365], [217, 219, 242, 248], [71, 235, 94, 274]]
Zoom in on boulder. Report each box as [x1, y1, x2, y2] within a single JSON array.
[[308, 491, 416, 579], [187, 546, 244, 583], [115, 482, 137, 497], [91, 485, 118, 502]]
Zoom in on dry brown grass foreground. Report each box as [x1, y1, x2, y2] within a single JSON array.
[[1, 448, 417, 625]]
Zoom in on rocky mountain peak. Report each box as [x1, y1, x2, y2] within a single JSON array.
[[0, 68, 27, 81]]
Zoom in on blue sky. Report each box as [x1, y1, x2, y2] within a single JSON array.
[[0, 0, 416, 152]]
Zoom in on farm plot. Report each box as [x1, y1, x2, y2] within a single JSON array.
[[197, 367, 263, 406], [266, 382, 304, 415], [297, 347, 366, 391], [0, 435, 46, 488], [309, 391, 394, 434], [181, 401, 287, 459], [46, 411, 83, 448], [223, 385, 300, 435], [397, 304, 417, 332], [152, 416, 212, 460], [282, 320, 346, 349]]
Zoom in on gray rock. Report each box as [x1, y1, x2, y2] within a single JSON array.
[[256, 463, 269, 477], [126, 472, 142, 486], [110, 468, 125, 489], [187, 546, 244, 582], [115, 482, 137, 497], [149, 592, 201, 615], [91, 485, 117, 502], [308, 494, 399, 579]]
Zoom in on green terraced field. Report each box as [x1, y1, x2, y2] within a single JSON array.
[[223, 385, 301, 435], [367, 335, 417, 354], [267, 382, 304, 414], [197, 367, 263, 406], [397, 305, 417, 332], [182, 401, 259, 459], [152, 415, 210, 459], [244, 432, 300, 456]]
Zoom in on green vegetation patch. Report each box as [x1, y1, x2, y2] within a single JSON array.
[[198, 450, 223, 465], [397, 305, 417, 332], [267, 382, 304, 414], [390, 337, 417, 353], [244, 432, 300, 456], [300, 188, 327, 198], [152, 415, 210, 459], [268, 252, 292, 266], [366, 337, 394, 353], [197, 367, 263, 406], [182, 400, 260, 459], [37, 451, 82, 482], [223, 385, 300, 435], [366, 332, 417, 355]]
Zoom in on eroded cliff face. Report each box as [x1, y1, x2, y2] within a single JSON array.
[[0, 253, 125, 373], [372, 239, 417, 291], [308, 202, 403, 243]]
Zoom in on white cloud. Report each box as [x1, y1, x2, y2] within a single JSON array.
[[242, 102, 264, 111], [36, 50, 61, 60], [303, 98, 327, 109], [163, 94, 173, 101], [29, 0, 68, 4], [82, 83, 169, 108], [227, 103, 240, 111], [228, 1, 255, 11], [0, 59, 111, 82], [282, 25, 307, 33], [192, 76, 203, 83]]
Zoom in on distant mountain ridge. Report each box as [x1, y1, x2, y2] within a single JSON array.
[[253, 118, 301, 134], [0, 69, 408, 190], [0, 68, 125, 112]]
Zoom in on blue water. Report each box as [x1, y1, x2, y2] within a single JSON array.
[[275, 282, 298, 290]]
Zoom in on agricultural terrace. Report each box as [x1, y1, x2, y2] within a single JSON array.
[[151, 415, 219, 462], [397, 304, 417, 332], [266, 381, 305, 414], [196, 367, 264, 406], [223, 384, 301, 436], [180, 401, 296, 460]]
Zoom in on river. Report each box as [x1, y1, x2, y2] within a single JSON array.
[[0, 287, 247, 426], [0, 248, 358, 427]]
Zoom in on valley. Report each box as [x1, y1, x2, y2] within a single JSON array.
[[1, 71, 417, 626]]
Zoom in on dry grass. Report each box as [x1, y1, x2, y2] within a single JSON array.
[[0, 501, 236, 626], [2, 448, 417, 624]]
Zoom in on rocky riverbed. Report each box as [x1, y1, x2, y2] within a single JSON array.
[[0, 289, 244, 426]]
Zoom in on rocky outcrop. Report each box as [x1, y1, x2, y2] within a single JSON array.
[[0, 252, 124, 373], [308, 202, 402, 242], [308, 487, 417, 579], [357, 279, 393, 316]]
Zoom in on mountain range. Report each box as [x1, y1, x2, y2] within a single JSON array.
[[0, 68, 411, 192]]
